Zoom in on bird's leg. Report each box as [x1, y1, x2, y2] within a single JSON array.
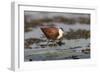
[[47, 40, 50, 46], [53, 40, 58, 46], [53, 41, 56, 46]]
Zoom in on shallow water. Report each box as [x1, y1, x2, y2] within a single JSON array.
[[24, 23, 90, 61], [24, 38, 90, 61]]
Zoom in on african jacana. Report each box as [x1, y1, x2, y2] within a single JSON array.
[[40, 27, 64, 46]]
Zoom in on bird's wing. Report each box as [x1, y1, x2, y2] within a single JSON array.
[[41, 28, 59, 40]]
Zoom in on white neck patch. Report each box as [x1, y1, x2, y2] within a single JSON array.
[[57, 29, 64, 39]]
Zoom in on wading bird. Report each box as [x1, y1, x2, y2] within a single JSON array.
[[40, 27, 64, 46]]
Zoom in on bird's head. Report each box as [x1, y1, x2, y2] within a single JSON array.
[[60, 27, 64, 31]]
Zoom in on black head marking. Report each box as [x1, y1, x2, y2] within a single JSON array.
[[60, 27, 64, 31]]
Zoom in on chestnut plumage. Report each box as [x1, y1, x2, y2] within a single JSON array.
[[40, 27, 64, 45]]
